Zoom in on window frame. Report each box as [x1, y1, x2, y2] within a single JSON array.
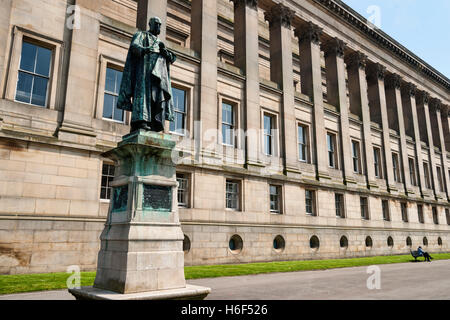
[[351, 140, 362, 174], [360, 197, 369, 220], [6, 26, 62, 110], [269, 184, 282, 214], [305, 189, 317, 216], [335, 193, 345, 218], [423, 162, 431, 189], [262, 111, 279, 157], [327, 132, 338, 169], [176, 172, 191, 208], [392, 152, 401, 183], [297, 122, 310, 163], [408, 157, 417, 187], [221, 101, 236, 147], [100, 162, 115, 201], [436, 166, 444, 193], [373, 147, 383, 179], [417, 204, 424, 224], [225, 179, 241, 211], [401, 202, 409, 223], [432, 207, 439, 225], [382, 199, 390, 221], [218, 95, 241, 149], [102, 65, 125, 123]]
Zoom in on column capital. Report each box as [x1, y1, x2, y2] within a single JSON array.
[[366, 63, 386, 81], [264, 3, 294, 28], [416, 91, 430, 105], [401, 82, 417, 97], [322, 37, 346, 58], [345, 51, 367, 70], [295, 22, 322, 45], [230, 0, 257, 10], [385, 73, 402, 90], [429, 98, 442, 112]]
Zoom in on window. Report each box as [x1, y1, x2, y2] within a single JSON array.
[[360, 197, 369, 220], [100, 163, 115, 200], [103, 67, 124, 122], [270, 185, 282, 214], [373, 147, 382, 178], [298, 124, 309, 162], [226, 180, 240, 210], [327, 132, 337, 168], [432, 207, 439, 225], [222, 102, 235, 146], [423, 162, 431, 189], [436, 166, 444, 193], [264, 114, 274, 156], [15, 40, 52, 107], [446, 209, 450, 226], [176, 173, 190, 208], [170, 88, 187, 135], [335, 194, 345, 218], [401, 202, 408, 222], [392, 153, 401, 183], [408, 158, 417, 186], [351, 140, 361, 173], [382, 200, 390, 221], [306, 190, 316, 216], [418, 204, 424, 224]]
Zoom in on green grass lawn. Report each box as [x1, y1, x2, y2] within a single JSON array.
[[1, 253, 450, 295]]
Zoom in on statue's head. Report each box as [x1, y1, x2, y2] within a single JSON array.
[[149, 17, 162, 36]]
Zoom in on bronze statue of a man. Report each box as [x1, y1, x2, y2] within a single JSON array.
[[117, 17, 177, 133]]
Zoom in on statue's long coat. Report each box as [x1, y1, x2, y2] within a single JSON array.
[[117, 31, 175, 131]]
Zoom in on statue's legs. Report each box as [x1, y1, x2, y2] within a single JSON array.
[[130, 120, 152, 133]]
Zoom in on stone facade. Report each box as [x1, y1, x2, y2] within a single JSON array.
[[0, 0, 449, 274]]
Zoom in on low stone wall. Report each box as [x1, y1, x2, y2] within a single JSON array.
[[1, 218, 448, 274]]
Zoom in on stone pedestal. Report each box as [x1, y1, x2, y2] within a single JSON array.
[[69, 130, 210, 300]]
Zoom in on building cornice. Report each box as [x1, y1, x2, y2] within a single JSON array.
[[314, 0, 450, 91]]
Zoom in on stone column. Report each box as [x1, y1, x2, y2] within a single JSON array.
[[295, 22, 329, 181], [345, 52, 377, 189], [190, 0, 218, 160], [444, 106, 450, 152], [264, 4, 298, 175], [385, 73, 413, 194], [137, 0, 168, 38], [231, 0, 261, 168], [431, 99, 450, 200], [58, 0, 100, 146], [417, 91, 439, 198], [366, 63, 396, 192], [323, 38, 355, 185], [401, 83, 426, 197]]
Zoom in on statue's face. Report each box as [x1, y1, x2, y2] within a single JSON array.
[[149, 18, 162, 36]]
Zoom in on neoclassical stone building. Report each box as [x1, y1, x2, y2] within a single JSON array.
[[0, 0, 449, 274]]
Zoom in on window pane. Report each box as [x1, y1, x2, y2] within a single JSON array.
[[103, 94, 114, 119], [172, 88, 186, 112], [264, 115, 271, 135], [31, 76, 48, 106], [105, 68, 116, 93], [16, 71, 33, 103], [35, 46, 52, 77], [20, 42, 37, 73], [112, 97, 124, 122]]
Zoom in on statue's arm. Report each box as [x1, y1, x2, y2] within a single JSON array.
[[130, 32, 148, 56]]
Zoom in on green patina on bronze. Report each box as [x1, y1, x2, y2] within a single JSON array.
[[143, 184, 172, 212], [117, 17, 176, 133], [111, 185, 128, 213]]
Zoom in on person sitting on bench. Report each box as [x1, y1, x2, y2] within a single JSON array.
[[418, 246, 433, 262]]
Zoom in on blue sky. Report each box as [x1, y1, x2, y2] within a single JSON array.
[[342, 0, 450, 79]]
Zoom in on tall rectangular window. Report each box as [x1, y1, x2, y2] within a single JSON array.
[[352, 140, 361, 173], [392, 153, 401, 183], [298, 124, 308, 162], [222, 102, 235, 146], [408, 158, 417, 186], [423, 162, 431, 189], [446, 209, 450, 226], [401, 202, 408, 222], [170, 88, 187, 134], [360, 197, 369, 220], [327, 133, 337, 168], [269, 185, 281, 214], [432, 207, 439, 225], [374, 147, 382, 178], [436, 166, 444, 193], [100, 163, 115, 200], [226, 180, 240, 210], [335, 194, 344, 218], [264, 115, 274, 156], [305, 190, 316, 216], [418, 204, 424, 224], [103, 67, 124, 122], [382, 200, 390, 221], [176, 173, 189, 208], [16, 41, 52, 107]]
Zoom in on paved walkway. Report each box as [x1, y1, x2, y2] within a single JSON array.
[[1, 260, 449, 300]]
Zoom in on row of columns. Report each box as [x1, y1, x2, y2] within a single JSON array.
[[137, 0, 450, 201]]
